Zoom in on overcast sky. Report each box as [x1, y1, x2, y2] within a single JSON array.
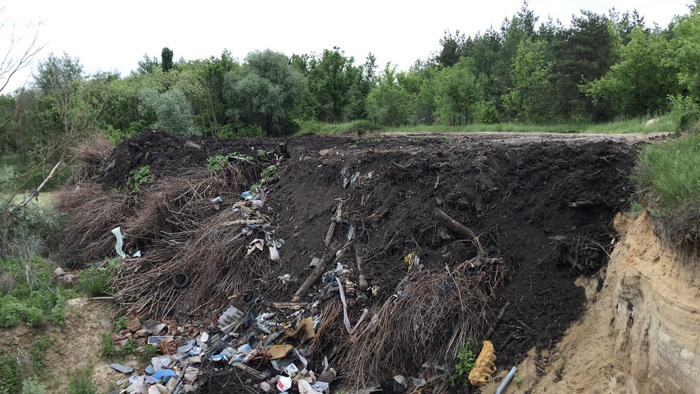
[[1, 0, 692, 92]]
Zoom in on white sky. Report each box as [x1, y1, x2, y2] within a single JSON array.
[[1, 0, 692, 93]]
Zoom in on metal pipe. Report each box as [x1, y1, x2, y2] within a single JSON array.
[[496, 366, 518, 394]]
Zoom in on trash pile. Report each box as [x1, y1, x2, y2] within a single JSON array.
[[55, 130, 640, 392]]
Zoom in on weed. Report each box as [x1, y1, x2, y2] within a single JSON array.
[[139, 344, 160, 364], [118, 338, 138, 357], [0, 257, 69, 328], [22, 376, 45, 394], [126, 166, 154, 193], [256, 150, 267, 159], [206, 155, 228, 171], [115, 315, 128, 331], [350, 144, 358, 149], [261, 165, 277, 179], [100, 333, 116, 359], [628, 200, 642, 220], [514, 372, 523, 388], [67, 367, 97, 394], [451, 338, 478, 387]]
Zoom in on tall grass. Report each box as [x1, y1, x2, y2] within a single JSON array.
[[633, 132, 700, 216], [297, 115, 675, 136]]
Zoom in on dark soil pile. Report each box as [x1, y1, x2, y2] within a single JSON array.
[[57, 130, 640, 390], [264, 136, 637, 369], [96, 128, 282, 189]]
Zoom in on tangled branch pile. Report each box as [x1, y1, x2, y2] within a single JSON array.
[[311, 256, 507, 387], [57, 159, 277, 317]]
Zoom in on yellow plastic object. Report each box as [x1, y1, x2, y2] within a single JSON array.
[[468, 340, 497, 387]]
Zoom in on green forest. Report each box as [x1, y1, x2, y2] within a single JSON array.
[[2, 2, 700, 167]]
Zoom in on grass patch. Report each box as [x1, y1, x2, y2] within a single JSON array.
[[67, 367, 97, 394], [76, 260, 117, 298], [633, 132, 700, 216], [296, 119, 380, 135]]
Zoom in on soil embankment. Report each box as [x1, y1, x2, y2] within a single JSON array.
[[492, 211, 700, 393]]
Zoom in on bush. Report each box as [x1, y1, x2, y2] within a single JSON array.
[[0, 351, 21, 394], [634, 132, 700, 215]]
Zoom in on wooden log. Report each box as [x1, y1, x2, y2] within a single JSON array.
[[434, 208, 477, 240], [292, 254, 331, 302], [263, 301, 308, 310], [324, 202, 343, 247]]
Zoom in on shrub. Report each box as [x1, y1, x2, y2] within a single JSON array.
[[0, 351, 21, 394]]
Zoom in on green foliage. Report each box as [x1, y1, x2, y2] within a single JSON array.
[[0, 257, 69, 328], [260, 165, 277, 179], [100, 332, 116, 359], [0, 350, 21, 394], [4, 201, 62, 242], [452, 339, 478, 387], [502, 38, 553, 122], [118, 338, 138, 356], [669, 96, 700, 131], [434, 58, 482, 126], [77, 263, 116, 298], [366, 63, 412, 126], [67, 368, 97, 394], [126, 165, 154, 193], [30, 337, 51, 370], [161, 47, 174, 73], [206, 155, 228, 171], [225, 50, 305, 135], [21, 376, 45, 394], [115, 315, 128, 331], [633, 132, 700, 216], [586, 28, 676, 117], [140, 344, 160, 363], [138, 88, 199, 136], [513, 372, 523, 388]]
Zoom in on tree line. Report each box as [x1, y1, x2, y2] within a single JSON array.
[[2, 2, 700, 165]]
